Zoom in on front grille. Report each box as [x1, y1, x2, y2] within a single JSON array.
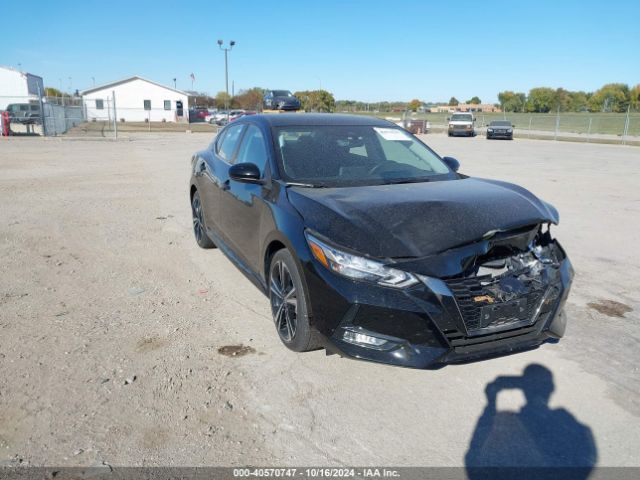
[[445, 275, 546, 336]]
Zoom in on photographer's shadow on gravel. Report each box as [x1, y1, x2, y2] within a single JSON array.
[[465, 364, 597, 480]]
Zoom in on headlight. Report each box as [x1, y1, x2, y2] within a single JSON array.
[[305, 233, 418, 288], [487, 128, 493, 132], [507, 128, 513, 133]]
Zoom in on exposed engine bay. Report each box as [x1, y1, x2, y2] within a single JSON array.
[[445, 224, 564, 336]]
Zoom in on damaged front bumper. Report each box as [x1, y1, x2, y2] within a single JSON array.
[[305, 228, 573, 369]]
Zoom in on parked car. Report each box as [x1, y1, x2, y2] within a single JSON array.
[[209, 110, 228, 124], [5, 103, 41, 125], [215, 109, 245, 126], [230, 110, 257, 122], [189, 114, 572, 369], [189, 107, 209, 123], [447, 112, 475, 137], [263, 90, 301, 111], [486, 120, 514, 140]]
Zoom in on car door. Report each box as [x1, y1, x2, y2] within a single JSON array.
[[218, 124, 271, 272], [197, 123, 246, 239]]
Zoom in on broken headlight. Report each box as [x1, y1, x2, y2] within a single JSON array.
[[305, 232, 419, 288]]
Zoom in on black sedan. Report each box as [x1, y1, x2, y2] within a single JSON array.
[[263, 90, 301, 111], [486, 120, 514, 140], [189, 114, 572, 369]]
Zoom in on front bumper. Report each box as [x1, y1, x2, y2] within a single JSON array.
[[304, 252, 573, 369], [487, 131, 513, 139], [449, 127, 474, 136]]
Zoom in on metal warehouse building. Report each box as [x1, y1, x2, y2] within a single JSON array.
[[81, 76, 189, 123], [0, 66, 45, 110]]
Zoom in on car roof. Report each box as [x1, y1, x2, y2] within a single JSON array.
[[241, 113, 395, 128]]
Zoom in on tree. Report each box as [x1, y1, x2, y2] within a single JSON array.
[[497, 91, 526, 112], [293, 90, 335, 112], [408, 99, 422, 112], [567, 91, 589, 112], [467, 96, 481, 105], [630, 84, 640, 110], [588, 83, 630, 112], [554, 88, 571, 112], [525, 87, 557, 113], [233, 87, 264, 110], [448, 97, 459, 106], [44, 87, 68, 98], [215, 91, 232, 109]]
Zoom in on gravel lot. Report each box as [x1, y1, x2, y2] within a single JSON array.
[[0, 133, 638, 468]]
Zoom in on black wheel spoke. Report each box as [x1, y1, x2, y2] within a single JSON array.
[[270, 260, 298, 343]]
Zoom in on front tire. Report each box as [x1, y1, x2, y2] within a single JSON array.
[[191, 190, 215, 249], [269, 249, 322, 352]]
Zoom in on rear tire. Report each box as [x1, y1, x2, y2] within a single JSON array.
[[269, 249, 323, 352], [191, 190, 215, 249]]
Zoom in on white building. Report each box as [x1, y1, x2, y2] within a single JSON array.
[[81, 76, 189, 123], [0, 66, 45, 110]]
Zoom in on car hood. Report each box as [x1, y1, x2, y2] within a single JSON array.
[[287, 177, 559, 259]]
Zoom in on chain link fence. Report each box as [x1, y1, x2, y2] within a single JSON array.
[[1, 94, 217, 138], [400, 110, 640, 145]]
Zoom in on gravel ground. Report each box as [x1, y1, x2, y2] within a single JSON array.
[[0, 133, 638, 468]]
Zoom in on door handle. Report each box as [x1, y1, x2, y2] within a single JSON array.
[[221, 179, 230, 191]]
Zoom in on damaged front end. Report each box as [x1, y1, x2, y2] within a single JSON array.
[[323, 223, 573, 368]]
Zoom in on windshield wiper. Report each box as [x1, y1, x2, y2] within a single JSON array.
[[382, 178, 431, 185], [285, 182, 326, 188]]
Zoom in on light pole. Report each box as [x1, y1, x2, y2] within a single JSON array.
[[173, 78, 177, 89], [217, 39, 235, 117]]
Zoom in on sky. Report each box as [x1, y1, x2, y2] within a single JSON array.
[[2, 0, 638, 103]]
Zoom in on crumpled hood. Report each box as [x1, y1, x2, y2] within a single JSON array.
[[287, 178, 558, 259]]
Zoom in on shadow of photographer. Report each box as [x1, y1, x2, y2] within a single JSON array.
[[465, 364, 597, 480]]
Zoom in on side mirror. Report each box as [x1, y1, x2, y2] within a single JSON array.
[[442, 156, 460, 172], [229, 162, 263, 184], [446, 117, 450, 121]]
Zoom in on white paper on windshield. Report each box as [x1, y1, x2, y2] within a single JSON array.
[[374, 127, 411, 141]]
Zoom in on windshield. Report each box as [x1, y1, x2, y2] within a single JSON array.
[[273, 125, 451, 187], [490, 120, 512, 126], [273, 90, 292, 97], [450, 114, 472, 121]]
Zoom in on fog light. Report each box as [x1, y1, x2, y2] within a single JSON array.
[[343, 330, 388, 347]]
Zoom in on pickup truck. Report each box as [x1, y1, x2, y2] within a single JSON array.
[[447, 112, 475, 137]]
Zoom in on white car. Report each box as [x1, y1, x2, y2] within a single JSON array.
[[447, 112, 475, 137]]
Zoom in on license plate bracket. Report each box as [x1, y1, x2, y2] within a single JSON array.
[[479, 298, 528, 329]]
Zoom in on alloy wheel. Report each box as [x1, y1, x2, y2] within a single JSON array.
[[192, 194, 204, 244], [270, 260, 298, 342]]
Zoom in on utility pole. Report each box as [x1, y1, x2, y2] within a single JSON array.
[[217, 39, 236, 119]]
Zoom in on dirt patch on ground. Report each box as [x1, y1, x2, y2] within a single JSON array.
[[587, 299, 633, 318], [217, 345, 256, 357], [135, 336, 168, 353]]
